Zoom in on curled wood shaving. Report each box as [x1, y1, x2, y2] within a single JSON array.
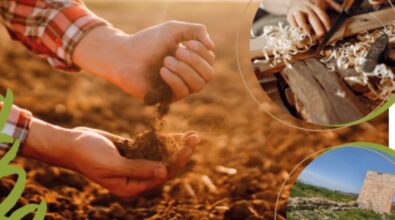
[[365, 64, 395, 100], [320, 23, 395, 72], [320, 23, 395, 101], [257, 19, 395, 101], [259, 22, 314, 67]]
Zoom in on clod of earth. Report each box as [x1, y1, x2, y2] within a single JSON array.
[[113, 130, 179, 165]]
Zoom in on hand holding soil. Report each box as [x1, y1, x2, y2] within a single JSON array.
[[34, 126, 199, 198], [73, 21, 216, 102]]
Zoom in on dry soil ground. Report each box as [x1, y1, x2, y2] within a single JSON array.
[[0, 1, 389, 220]]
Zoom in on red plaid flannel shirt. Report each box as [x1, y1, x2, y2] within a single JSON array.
[[0, 104, 32, 150], [0, 0, 108, 150], [0, 0, 108, 71]]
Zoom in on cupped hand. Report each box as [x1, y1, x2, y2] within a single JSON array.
[[74, 21, 216, 102], [70, 127, 200, 198]]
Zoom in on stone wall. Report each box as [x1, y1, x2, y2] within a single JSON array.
[[357, 171, 395, 214]]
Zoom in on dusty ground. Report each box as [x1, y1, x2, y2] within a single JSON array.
[[0, 1, 389, 219]]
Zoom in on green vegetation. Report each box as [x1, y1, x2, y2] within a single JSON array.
[[290, 181, 358, 202], [287, 208, 395, 220], [288, 181, 395, 219]]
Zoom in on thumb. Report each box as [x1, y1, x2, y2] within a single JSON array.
[[326, 0, 342, 12], [183, 131, 201, 149], [167, 21, 215, 50], [112, 159, 168, 180], [167, 132, 200, 178]]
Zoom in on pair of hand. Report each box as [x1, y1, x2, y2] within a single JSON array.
[[287, 0, 389, 38], [71, 22, 214, 196], [23, 21, 215, 197], [73, 21, 215, 101]]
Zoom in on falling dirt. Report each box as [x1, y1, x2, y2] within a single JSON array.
[[129, 54, 176, 164]]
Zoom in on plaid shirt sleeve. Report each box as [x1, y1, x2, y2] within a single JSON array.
[[0, 0, 108, 72], [0, 103, 32, 151]]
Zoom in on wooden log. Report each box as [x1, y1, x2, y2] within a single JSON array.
[[338, 68, 370, 94], [251, 8, 395, 74], [281, 58, 370, 125]]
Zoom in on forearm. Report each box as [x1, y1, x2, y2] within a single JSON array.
[[21, 118, 76, 170], [0, 0, 108, 72], [262, 0, 291, 15]]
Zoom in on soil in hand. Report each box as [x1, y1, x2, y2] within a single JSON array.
[[113, 129, 179, 165]]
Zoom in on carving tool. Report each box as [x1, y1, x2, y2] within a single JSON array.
[[363, 33, 389, 73], [316, 0, 364, 54]]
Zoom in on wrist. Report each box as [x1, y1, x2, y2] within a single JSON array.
[[72, 25, 129, 84], [21, 118, 76, 170]]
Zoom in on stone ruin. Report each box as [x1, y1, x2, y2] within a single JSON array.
[[357, 171, 395, 214]]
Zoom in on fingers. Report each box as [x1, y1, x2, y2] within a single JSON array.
[[161, 41, 215, 100], [166, 21, 215, 50], [103, 178, 162, 199], [369, 0, 387, 5], [305, 7, 327, 37], [183, 131, 200, 148], [164, 56, 206, 93], [294, 11, 311, 34], [326, 0, 342, 12], [160, 67, 190, 101], [289, 5, 331, 38], [99, 131, 200, 199], [287, 14, 298, 27], [184, 40, 216, 65], [112, 158, 168, 180], [176, 47, 215, 82], [167, 132, 200, 178], [310, 5, 331, 31]]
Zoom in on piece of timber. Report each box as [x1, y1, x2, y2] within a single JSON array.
[[251, 8, 395, 73], [281, 58, 370, 125]]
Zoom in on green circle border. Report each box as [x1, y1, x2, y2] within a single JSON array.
[[329, 94, 395, 127], [274, 142, 395, 219], [326, 142, 395, 157]]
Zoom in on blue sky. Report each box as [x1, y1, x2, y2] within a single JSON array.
[[298, 147, 395, 194]]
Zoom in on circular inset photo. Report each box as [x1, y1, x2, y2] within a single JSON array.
[[286, 146, 395, 219], [250, 2, 395, 126]]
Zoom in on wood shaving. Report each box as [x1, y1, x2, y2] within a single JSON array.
[[319, 23, 395, 101], [257, 20, 395, 101], [320, 23, 395, 72], [258, 22, 314, 67]]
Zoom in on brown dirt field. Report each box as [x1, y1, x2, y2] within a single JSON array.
[[0, 1, 389, 220]]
